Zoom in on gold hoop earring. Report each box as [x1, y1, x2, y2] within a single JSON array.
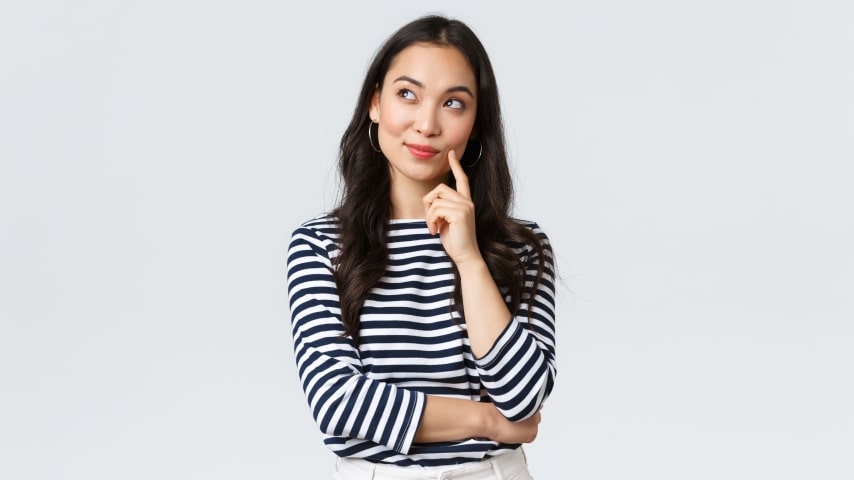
[[368, 122, 381, 153], [464, 139, 483, 167]]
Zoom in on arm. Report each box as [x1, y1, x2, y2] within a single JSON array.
[[413, 395, 541, 444], [470, 236, 557, 422], [288, 224, 424, 454], [288, 223, 542, 452], [456, 259, 513, 358], [423, 152, 558, 422]]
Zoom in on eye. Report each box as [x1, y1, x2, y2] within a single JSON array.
[[397, 89, 416, 101], [444, 98, 464, 110]]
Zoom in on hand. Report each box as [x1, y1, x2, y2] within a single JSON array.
[[422, 150, 481, 265], [486, 405, 541, 444]]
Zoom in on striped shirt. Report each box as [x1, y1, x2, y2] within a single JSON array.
[[286, 214, 556, 467]]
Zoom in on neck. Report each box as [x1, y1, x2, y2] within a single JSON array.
[[389, 176, 445, 219]]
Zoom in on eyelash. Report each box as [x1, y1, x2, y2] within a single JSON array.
[[396, 89, 466, 110], [444, 98, 464, 110], [398, 89, 416, 100]]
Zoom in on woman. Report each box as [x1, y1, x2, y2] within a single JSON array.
[[286, 14, 556, 479]]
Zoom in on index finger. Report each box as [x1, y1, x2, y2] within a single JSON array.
[[448, 149, 470, 198]]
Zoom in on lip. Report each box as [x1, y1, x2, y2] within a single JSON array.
[[406, 143, 440, 160]]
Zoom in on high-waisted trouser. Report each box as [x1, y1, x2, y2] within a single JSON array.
[[333, 448, 533, 480]]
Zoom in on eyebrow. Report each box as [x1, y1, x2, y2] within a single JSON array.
[[393, 75, 475, 98]]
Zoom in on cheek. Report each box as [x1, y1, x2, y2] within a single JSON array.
[[448, 117, 476, 145], [378, 105, 410, 136]]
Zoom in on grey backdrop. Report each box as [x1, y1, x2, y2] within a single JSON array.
[[1, 1, 852, 479]]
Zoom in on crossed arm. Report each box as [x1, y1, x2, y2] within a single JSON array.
[[287, 221, 555, 453]]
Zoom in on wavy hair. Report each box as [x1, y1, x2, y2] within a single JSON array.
[[332, 15, 549, 344]]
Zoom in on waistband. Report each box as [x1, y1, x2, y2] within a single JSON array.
[[334, 448, 529, 480]]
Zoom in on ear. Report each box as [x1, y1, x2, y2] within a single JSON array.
[[369, 84, 380, 122]]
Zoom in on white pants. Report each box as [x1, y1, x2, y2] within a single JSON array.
[[333, 448, 533, 480]]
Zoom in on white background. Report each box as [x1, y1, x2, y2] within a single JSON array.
[[1, 1, 852, 479]]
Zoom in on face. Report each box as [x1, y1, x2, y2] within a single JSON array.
[[369, 43, 478, 190]]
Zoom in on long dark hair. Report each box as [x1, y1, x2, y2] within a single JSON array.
[[332, 15, 549, 344]]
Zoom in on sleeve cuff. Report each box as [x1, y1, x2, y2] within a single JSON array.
[[394, 390, 426, 454], [473, 318, 522, 368]]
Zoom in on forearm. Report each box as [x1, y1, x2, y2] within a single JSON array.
[[456, 256, 556, 422], [413, 395, 539, 444], [413, 395, 490, 443], [456, 259, 512, 358]]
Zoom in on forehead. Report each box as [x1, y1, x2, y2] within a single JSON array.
[[384, 43, 476, 92]]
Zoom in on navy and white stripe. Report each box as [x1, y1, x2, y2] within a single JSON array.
[[286, 215, 556, 467]]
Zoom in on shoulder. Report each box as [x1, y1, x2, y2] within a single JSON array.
[[509, 217, 552, 244], [291, 213, 340, 238], [288, 213, 342, 256], [506, 218, 555, 270]]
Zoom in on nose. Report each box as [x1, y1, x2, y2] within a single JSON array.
[[414, 104, 440, 137]]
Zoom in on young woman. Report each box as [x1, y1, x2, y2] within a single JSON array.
[[286, 15, 556, 479]]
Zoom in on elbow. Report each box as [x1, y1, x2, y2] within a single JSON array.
[[492, 367, 554, 422]]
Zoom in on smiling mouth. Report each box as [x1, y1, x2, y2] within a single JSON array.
[[406, 144, 439, 159]]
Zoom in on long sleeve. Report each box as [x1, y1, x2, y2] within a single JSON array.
[[286, 217, 557, 466], [474, 224, 557, 422], [286, 224, 426, 455]]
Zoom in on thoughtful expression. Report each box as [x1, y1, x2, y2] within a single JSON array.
[[370, 43, 478, 190]]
